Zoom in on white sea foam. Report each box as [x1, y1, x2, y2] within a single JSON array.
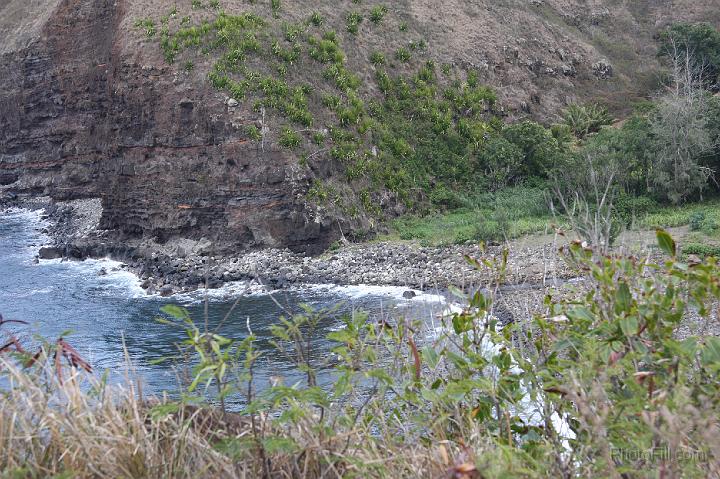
[[297, 283, 452, 303], [298, 283, 414, 299], [94, 263, 147, 298], [0, 207, 51, 242], [0, 207, 48, 227], [2, 208, 464, 307], [8, 287, 54, 298], [38, 256, 148, 299], [172, 280, 271, 304], [0, 208, 144, 299], [0, 206, 45, 219]]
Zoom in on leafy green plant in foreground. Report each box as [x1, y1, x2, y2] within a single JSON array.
[[2, 237, 719, 476], [149, 230, 720, 477], [155, 304, 258, 413]]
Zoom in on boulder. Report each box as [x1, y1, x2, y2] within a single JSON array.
[[561, 64, 576, 76], [38, 246, 63, 260], [0, 173, 18, 185], [592, 60, 613, 79]]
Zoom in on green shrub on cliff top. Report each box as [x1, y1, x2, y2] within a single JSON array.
[[309, 11, 324, 27], [142, 5, 578, 215], [346, 11, 363, 35], [279, 127, 302, 149], [308, 35, 345, 64], [369, 51, 385, 66], [245, 124, 262, 141], [134, 18, 156, 37], [394, 47, 411, 63], [270, 40, 301, 64], [369, 5, 388, 24]]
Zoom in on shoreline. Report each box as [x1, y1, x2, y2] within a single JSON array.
[[6, 196, 717, 338], [2, 197, 575, 297], [0, 197, 574, 326]]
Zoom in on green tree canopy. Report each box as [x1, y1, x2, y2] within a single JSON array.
[[502, 121, 563, 177], [658, 23, 720, 89]]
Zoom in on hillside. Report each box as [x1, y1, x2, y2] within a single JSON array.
[[1, 0, 719, 255]]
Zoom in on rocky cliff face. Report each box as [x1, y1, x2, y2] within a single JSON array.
[[1, 0, 332, 254], [1, 0, 718, 255]]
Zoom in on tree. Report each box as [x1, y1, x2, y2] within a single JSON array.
[[501, 121, 563, 178], [658, 23, 720, 91], [704, 95, 720, 177], [651, 36, 717, 203], [579, 115, 655, 197], [651, 95, 714, 203], [478, 135, 523, 190]]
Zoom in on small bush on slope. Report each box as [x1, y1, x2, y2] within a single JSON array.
[[562, 103, 613, 139], [137, 4, 570, 218]]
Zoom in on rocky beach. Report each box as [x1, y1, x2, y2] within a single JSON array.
[[12, 197, 573, 295], [8, 196, 718, 343]]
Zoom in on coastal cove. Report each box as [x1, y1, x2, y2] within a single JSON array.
[[0, 207, 455, 397], [19, 197, 575, 297], [0, 0, 718, 472]]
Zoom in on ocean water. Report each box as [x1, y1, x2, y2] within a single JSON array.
[[0, 208, 452, 397]]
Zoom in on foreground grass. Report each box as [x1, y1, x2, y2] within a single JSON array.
[[1, 232, 719, 478], [0, 362, 238, 478], [0, 361, 453, 478]]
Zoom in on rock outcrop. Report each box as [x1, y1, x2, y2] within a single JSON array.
[[0, 0, 334, 254], [1, 0, 718, 256]]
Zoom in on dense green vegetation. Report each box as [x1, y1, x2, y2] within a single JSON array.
[[383, 184, 554, 245], [393, 22, 720, 244], [2, 233, 719, 477], [658, 23, 720, 90], [133, 2, 567, 223], [136, 4, 720, 246]]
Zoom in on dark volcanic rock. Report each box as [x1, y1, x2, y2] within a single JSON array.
[[0, 0, 338, 256], [4, 0, 717, 268], [0, 173, 17, 185], [38, 246, 62, 260]]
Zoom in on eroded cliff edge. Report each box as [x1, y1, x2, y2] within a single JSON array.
[[2, 0, 719, 257], [1, 0, 332, 255]]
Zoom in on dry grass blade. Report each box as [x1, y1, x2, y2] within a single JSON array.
[[0, 358, 239, 478], [57, 338, 93, 373], [0, 336, 26, 355]]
